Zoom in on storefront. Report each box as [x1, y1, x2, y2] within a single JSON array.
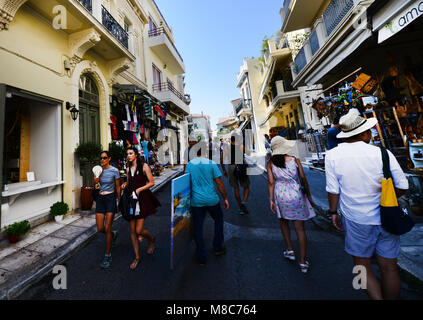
[[111, 84, 179, 175], [300, 0, 423, 198], [1, 85, 64, 228]]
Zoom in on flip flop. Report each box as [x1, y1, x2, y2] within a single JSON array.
[[147, 237, 155, 255], [130, 258, 140, 270]]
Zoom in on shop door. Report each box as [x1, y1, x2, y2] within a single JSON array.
[[79, 75, 100, 186]]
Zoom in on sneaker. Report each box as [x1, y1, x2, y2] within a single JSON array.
[[214, 247, 226, 256], [112, 231, 118, 247], [100, 254, 112, 269]]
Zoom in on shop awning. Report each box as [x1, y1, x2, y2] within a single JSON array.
[[258, 60, 276, 102]]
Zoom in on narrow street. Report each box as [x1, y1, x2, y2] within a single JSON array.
[[18, 168, 423, 300]]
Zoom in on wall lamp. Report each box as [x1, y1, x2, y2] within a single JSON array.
[[66, 102, 79, 121]]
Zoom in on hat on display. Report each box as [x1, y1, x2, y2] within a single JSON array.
[[270, 136, 296, 156], [336, 108, 378, 139]]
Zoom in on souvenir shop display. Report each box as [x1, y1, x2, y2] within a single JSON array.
[[110, 85, 170, 177]]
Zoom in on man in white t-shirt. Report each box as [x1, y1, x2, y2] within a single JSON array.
[[325, 109, 408, 300]]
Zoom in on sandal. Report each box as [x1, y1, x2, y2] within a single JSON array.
[[299, 261, 310, 273], [283, 250, 296, 261], [147, 237, 155, 255], [130, 258, 140, 270]]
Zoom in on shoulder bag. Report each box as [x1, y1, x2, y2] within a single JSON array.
[[380, 147, 414, 235]]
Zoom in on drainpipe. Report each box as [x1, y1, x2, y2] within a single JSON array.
[[0, 85, 6, 231]]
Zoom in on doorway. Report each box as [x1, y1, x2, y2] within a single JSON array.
[[79, 74, 100, 185]]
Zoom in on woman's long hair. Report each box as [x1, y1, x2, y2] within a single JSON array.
[[271, 154, 286, 169], [126, 146, 145, 175]]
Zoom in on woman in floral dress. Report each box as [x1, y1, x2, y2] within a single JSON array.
[[267, 136, 316, 273]]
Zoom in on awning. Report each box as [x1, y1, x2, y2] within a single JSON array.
[[258, 60, 276, 102]]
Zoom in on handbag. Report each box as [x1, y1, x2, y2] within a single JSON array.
[[295, 158, 308, 195], [119, 188, 134, 222], [92, 186, 100, 202], [380, 147, 414, 235]]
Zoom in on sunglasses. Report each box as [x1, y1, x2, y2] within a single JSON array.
[[100, 157, 109, 160]]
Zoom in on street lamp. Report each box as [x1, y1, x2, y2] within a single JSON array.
[[66, 102, 79, 121]]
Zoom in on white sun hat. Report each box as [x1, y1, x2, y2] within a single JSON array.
[[271, 136, 296, 156], [336, 108, 378, 139]]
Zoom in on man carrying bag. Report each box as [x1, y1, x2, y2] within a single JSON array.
[[325, 109, 409, 300]]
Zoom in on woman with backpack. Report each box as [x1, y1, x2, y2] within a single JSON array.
[[121, 147, 161, 270], [267, 136, 316, 273]]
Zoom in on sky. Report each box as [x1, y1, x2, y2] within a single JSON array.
[[154, 0, 285, 130]]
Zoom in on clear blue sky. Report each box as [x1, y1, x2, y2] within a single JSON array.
[[155, 0, 284, 130]]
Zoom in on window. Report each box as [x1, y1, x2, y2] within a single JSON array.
[[3, 90, 61, 186], [149, 17, 157, 33], [152, 64, 162, 90]]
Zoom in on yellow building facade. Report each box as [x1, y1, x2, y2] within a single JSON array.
[[0, 0, 189, 229]]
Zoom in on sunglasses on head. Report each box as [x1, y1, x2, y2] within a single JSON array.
[[100, 156, 109, 160]]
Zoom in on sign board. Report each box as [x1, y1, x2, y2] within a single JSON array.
[[170, 173, 192, 269], [378, 0, 423, 43]]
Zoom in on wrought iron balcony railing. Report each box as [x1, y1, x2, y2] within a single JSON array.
[[148, 27, 184, 63], [322, 0, 354, 36], [294, 47, 307, 74], [309, 28, 320, 56], [236, 101, 244, 114], [101, 6, 129, 49], [153, 82, 189, 105], [77, 0, 92, 13]]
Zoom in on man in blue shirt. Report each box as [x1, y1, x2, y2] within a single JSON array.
[[326, 114, 342, 150], [185, 141, 230, 265]]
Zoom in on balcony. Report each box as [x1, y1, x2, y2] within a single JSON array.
[[78, 0, 92, 12], [322, 0, 354, 36], [294, 46, 307, 74], [152, 82, 189, 115], [290, 0, 374, 87], [270, 80, 300, 108], [21, 0, 135, 62], [101, 5, 128, 49], [280, 0, 326, 33], [148, 27, 185, 75], [235, 100, 252, 117]]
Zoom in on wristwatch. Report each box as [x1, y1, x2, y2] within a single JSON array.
[[329, 210, 338, 215]]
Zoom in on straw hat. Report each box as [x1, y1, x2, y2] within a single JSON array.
[[336, 108, 378, 139], [270, 136, 296, 155]]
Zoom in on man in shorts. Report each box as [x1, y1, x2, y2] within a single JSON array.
[[221, 135, 250, 215], [325, 109, 408, 300]]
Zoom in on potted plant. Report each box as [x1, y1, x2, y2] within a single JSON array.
[[75, 141, 102, 210], [50, 201, 69, 222], [4, 220, 30, 243]]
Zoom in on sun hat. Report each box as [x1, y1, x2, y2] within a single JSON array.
[[270, 136, 296, 156], [336, 108, 378, 139]]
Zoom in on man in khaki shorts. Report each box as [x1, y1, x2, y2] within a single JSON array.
[[221, 135, 250, 215]]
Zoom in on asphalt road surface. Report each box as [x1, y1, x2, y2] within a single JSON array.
[[18, 167, 423, 300]]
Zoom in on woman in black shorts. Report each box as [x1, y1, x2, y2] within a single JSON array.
[[121, 147, 160, 270], [94, 151, 121, 269]]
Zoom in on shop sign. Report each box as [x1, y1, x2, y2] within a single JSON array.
[[378, 0, 423, 43]]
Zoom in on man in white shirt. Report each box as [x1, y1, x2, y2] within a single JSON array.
[[325, 109, 408, 300]]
